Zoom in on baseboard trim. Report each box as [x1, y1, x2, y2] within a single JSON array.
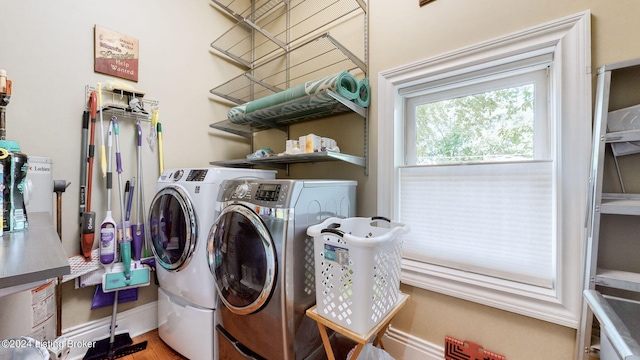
[[63, 301, 158, 360], [384, 326, 443, 360]]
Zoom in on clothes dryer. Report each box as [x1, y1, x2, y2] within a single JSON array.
[[207, 179, 356, 360], [149, 167, 276, 360]]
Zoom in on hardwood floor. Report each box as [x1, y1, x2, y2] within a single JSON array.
[[114, 328, 354, 360], [119, 329, 187, 360]]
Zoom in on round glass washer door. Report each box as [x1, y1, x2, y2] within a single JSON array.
[[207, 203, 277, 315], [148, 186, 197, 271]]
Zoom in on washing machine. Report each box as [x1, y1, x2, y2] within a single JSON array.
[[149, 167, 276, 360], [206, 179, 356, 360]]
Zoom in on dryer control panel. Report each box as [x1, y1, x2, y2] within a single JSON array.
[[255, 183, 281, 201], [220, 180, 293, 207]]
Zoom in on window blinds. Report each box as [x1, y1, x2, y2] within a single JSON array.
[[399, 160, 555, 288]]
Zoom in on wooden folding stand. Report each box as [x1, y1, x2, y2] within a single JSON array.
[[306, 293, 409, 360]]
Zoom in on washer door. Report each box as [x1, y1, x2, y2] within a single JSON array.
[[207, 204, 277, 315], [149, 186, 197, 271]]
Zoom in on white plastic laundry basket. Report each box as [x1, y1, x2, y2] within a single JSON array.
[[307, 216, 409, 334]]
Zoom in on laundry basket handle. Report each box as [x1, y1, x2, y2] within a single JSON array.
[[320, 228, 345, 237], [319, 216, 391, 237]]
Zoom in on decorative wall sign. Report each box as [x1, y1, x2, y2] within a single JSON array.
[[94, 26, 139, 82], [420, 0, 436, 5]]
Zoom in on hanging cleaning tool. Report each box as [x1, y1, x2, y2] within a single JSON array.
[[125, 178, 134, 239], [91, 123, 138, 312], [125, 177, 135, 254], [79, 110, 89, 222], [86, 119, 148, 360], [81, 91, 98, 261], [126, 178, 134, 222], [134, 120, 151, 258], [53, 180, 71, 337], [121, 178, 132, 253], [139, 168, 151, 259], [124, 180, 130, 225], [99, 121, 116, 270], [97, 82, 107, 178], [157, 122, 164, 174], [147, 107, 158, 151], [103, 117, 150, 292], [132, 122, 144, 260]]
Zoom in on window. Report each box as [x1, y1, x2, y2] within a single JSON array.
[[403, 58, 554, 289], [377, 12, 591, 327], [406, 64, 549, 165]]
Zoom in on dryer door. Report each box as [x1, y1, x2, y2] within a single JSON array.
[[207, 204, 277, 315], [149, 186, 197, 271]]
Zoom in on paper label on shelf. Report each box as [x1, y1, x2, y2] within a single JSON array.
[[31, 280, 55, 327], [29, 280, 56, 340]]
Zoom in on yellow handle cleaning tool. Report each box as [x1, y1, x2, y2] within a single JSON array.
[[157, 122, 164, 174]]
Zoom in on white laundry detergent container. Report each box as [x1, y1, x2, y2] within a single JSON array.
[[26, 156, 53, 218]]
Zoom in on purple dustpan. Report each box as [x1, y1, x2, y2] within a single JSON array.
[[91, 284, 138, 309]]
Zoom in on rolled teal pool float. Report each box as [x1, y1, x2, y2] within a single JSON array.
[[356, 78, 370, 107], [228, 71, 359, 125]]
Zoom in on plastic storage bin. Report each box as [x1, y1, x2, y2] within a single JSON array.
[[307, 216, 409, 334]]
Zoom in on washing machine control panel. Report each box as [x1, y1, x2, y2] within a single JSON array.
[[186, 169, 208, 182]]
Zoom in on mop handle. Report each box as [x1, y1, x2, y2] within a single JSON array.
[[113, 117, 134, 280], [105, 121, 113, 209], [112, 117, 128, 243], [115, 132, 122, 180], [137, 122, 142, 147], [98, 83, 107, 178], [136, 122, 143, 222]]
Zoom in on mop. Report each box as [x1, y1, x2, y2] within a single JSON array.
[[99, 121, 116, 270], [91, 123, 137, 310], [103, 116, 150, 290], [84, 117, 150, 360]]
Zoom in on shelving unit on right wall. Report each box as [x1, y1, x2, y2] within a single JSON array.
[[578, 58, 640, 360], [208, 0, 369, 174]]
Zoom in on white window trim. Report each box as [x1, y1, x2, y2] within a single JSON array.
[[377, 11, 591, 328]]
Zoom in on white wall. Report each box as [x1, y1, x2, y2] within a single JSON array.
[[0, 0, 249, 328]]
